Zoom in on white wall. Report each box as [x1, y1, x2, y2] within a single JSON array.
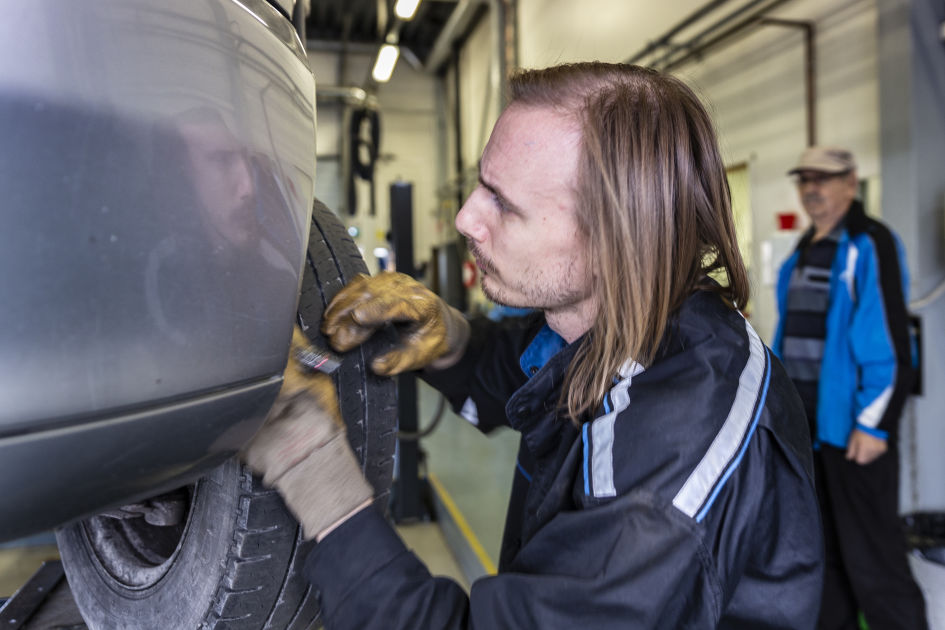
[[518, 0, 711, 67], [448, 17, 502, 182]]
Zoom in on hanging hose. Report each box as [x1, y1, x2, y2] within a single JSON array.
[[347, 107, 380, 216], [398, 393, 447, 441]]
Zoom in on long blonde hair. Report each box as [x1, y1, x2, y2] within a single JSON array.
[[509, 63, 749, 422]]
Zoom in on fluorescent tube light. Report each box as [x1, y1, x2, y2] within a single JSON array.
[[372, 44, 400, 83], [394, 0, 421, 20]]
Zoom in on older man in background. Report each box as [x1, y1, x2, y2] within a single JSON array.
[[774, 146, 927, 629]]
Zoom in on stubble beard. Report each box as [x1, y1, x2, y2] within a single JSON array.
[[468, 240, 588, 312], [480, 276, 515, 308], [467, 241, 513, 307]]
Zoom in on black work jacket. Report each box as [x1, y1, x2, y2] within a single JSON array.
[[304, 291, 824, 629]]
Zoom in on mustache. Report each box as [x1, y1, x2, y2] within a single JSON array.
[[802, 194, 823, 205], [467, 240, 498, 276]]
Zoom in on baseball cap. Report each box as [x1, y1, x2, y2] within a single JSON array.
[[787, 146, 856, 175]]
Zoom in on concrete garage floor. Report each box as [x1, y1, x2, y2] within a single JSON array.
[[417, 381, 518, 581], [911, 552, 945, 629]]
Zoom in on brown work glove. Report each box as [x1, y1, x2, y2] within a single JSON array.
[[241, 345, 373, 540], [322, 272, 470, 375]]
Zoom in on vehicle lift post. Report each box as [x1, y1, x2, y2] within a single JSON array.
[[388, 181, 436, 524]]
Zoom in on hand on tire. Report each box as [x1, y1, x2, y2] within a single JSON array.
[[321, 272, 470, 375], [242, 344, 373, 541]]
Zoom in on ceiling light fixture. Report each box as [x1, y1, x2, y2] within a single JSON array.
[[371, 43, 400, 83], [393, 0, 421, 21]]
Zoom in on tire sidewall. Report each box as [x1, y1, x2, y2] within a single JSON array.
[[57, 459, 261, 628]]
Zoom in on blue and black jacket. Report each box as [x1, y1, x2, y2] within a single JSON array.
[[305, 291, 823, 628], [773, 200, 914, 448]]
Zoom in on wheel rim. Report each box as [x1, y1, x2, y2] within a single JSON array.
[[82, 486, 193, 589]]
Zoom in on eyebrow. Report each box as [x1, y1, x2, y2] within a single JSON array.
[[478, 170, 522, 215]]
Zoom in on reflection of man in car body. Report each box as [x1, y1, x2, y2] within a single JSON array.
[[145, 107, 302, 356], [175, 107, 259, 251]]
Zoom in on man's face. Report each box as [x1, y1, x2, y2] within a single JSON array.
[[178, 118, 256, 247], [455, 104, 593, 327], [795, 169, 857, 227]]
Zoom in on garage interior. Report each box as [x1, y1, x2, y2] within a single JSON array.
[[2, 0, 945, 626]]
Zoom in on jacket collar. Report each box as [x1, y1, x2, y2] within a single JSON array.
[[505, 291, 742, 458], [795, 198, 864, 253], [506, 328, 584, 457], [842, 199, 869, 235], [519, 324, 568, 378]]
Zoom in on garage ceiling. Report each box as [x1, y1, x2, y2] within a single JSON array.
[[305, 0, 463, 66]]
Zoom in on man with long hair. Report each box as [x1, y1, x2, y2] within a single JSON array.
[[243, 63, 824, 628]]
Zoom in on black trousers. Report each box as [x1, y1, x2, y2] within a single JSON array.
[[815, 445, 928, 630]]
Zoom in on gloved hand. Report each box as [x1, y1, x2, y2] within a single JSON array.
[[321, 272, 470, 375], [241, 337, 373, 540]]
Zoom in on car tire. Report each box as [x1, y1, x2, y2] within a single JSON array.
[[56, 199, 397, 629]]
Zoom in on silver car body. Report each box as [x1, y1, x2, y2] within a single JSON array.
[[0, 0, 316, 540]]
